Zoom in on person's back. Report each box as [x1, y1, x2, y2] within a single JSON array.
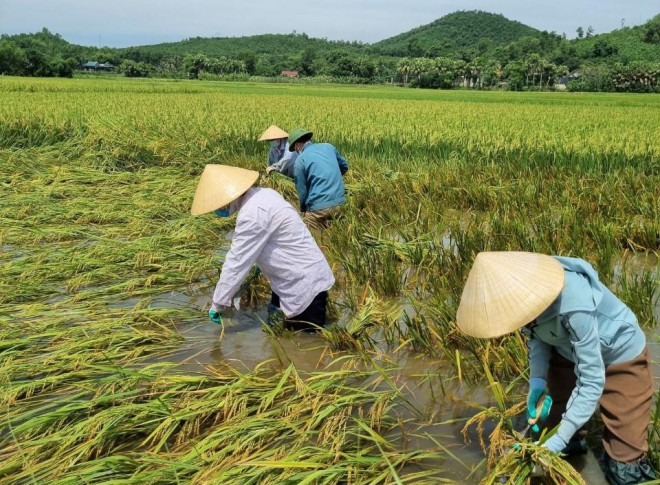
[[532, 256, 645, 366], [294, 142, 348, 213], [236, 187, 334, 317]]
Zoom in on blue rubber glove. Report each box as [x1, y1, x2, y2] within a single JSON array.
[[543, 434, 568, 453], [208, 308, 223, 325], [528, 377, 553, 433]]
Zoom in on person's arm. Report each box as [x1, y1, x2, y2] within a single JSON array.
[[527, 334, 552, 381], [335, 148, 349, 176], [555, 311, 606, 445], [294, 157, 309, 212], [269, 150, 295, 179], [211, 213, 270, 310]]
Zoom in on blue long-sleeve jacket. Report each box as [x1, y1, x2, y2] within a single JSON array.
[[524, 256, 646, 444], [293, 142, 348, 212]]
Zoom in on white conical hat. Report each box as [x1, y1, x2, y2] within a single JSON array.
[[258, 125, 288, 141], [190, 165, 259, 216], [456, 252, 565, 338]]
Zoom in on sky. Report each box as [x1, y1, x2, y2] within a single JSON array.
[[0, 0, 658, 48]]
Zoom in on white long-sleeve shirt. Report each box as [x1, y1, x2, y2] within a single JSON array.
[[211, 187, 334, 317]]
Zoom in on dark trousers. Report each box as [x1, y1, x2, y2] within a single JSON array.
[[270, 291, 328, 331]]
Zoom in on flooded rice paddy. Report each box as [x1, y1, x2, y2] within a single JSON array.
[[137, 247, 660, 484], [2, 78, 659, 484]]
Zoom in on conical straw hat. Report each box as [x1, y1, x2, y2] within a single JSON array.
[[190, 165, 259, 215], [258, 125, 288, 141], [456, 252, 565, 338]]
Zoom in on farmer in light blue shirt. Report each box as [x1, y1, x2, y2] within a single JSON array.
[[259, 125, 297, 178], [288, 127, 349, 230], [456, 252, 655, 485]]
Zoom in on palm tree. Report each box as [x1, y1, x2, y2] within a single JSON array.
[[397, 58, 411, 84], [525, 54, 542, 88]]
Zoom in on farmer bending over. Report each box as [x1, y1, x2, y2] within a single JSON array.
[[456, 251, 655, 485], [259, 124, 297, 179], [288, 127, 348, 231], [191, 164, 334, 332]]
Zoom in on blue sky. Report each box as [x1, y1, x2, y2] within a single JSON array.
[[0, 0, 658, 47]]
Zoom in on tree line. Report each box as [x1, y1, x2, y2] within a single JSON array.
[[1, 15, 659, 93], [396, 55, 569, 90]]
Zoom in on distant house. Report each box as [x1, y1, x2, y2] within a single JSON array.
[[281, 70, 299, 77], [82, 61, 114, 72], [82, 61, 100, 71], [556, 69, 580, 90]]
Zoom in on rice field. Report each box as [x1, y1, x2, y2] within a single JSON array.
[[1, 76, 659, 484]]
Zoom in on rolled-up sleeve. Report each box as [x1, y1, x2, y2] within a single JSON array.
[[211, 212, 270, 310], [556, 311, 606, 444]]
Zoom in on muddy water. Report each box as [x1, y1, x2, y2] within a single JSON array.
[[146, 274, 659, 485]]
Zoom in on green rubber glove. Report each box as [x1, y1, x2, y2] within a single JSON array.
[[208, 308, 223, 325], [528, 377, 553, 433]]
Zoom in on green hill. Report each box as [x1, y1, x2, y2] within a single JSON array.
[[2, 28, 90, 58], [123, 33, 366, 60], [373, 10, 540, 56], [572, 20, 660, 63]]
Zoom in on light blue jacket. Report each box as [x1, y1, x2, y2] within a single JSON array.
[[293, 141, 349, 213], [524, 256, 646, 444], [267, 140, 286, 166], [268, 140, 297, 178]]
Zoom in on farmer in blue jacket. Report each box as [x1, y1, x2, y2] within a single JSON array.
[[456, 251, 655, 485], [287, 127, 348, 230]]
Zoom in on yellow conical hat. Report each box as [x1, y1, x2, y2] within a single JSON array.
[[456, 252, 565, 338], [190, 164, 259, 216], [258, 125, 288, 141]]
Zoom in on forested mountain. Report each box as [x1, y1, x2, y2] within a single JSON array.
[[373, 11, 540, 56]]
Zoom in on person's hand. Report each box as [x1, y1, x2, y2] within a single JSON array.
[[528, 377, 553, 432], [266, 166, 276, 175], [500, 444, 543, 482], [543, 434, 567, 453], [209, 308, 223, 325]]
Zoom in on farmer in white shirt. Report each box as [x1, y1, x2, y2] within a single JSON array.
[[191, 164, 334, 331]]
